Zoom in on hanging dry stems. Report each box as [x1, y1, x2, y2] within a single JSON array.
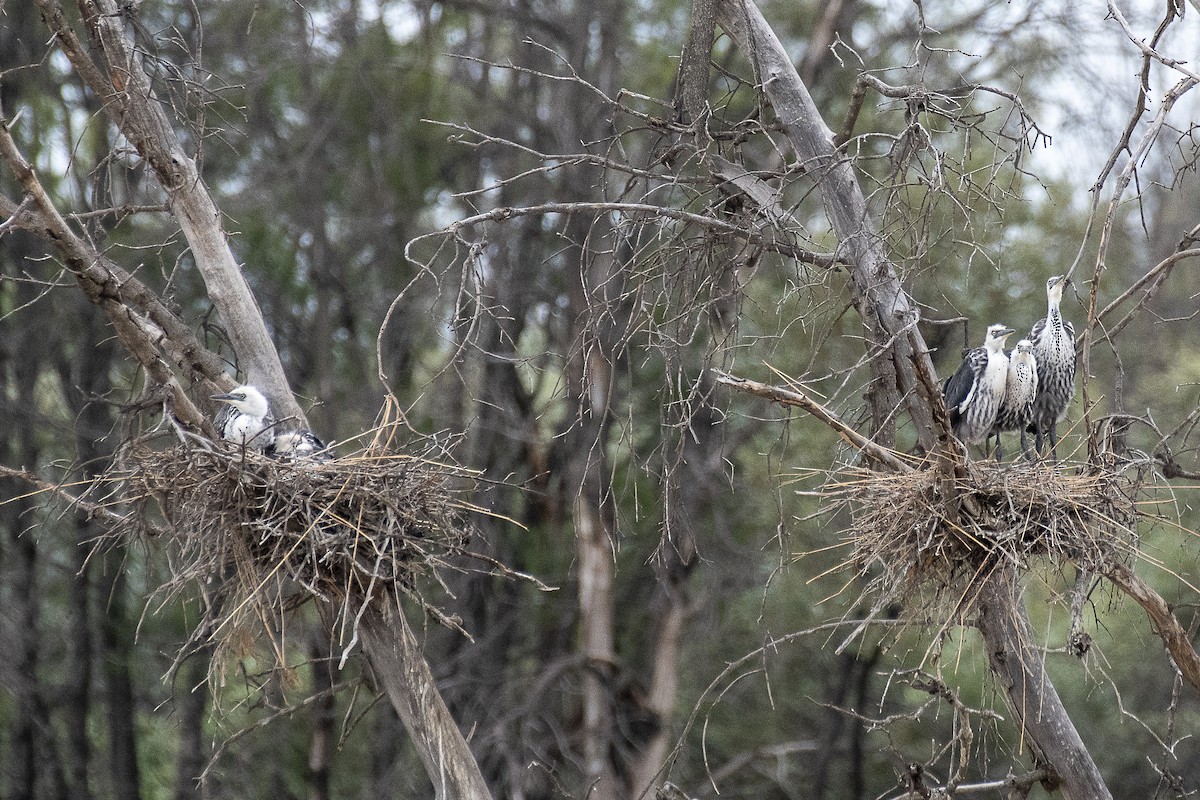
[[110, 420, 480, 677], [825, 460, 1139, 624]]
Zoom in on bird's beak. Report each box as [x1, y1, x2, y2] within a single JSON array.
[[999, 327, 1015, 336], [211, 392, 235, 403]]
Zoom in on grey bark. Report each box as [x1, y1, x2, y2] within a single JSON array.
[[36, 0, 303, 422], [714, 0, 941, 452], [976, 568, 1112, 800], [357, 603, 494, 800]]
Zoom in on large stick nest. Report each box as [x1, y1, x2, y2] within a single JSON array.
[[116, 423, 482, 673], [823, 459, 1141, 621]]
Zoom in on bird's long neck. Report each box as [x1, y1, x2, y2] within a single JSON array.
[[1046, 290, 1065, 332]]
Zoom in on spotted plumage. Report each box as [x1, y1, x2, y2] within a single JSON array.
[[1027, 276, 1076, 457], [943, 324, 1015, 446], [990, 339, 1038, 461]]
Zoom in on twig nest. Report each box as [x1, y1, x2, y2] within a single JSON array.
[[824, 460, 1139, 619], [119, 435, 477, 665]]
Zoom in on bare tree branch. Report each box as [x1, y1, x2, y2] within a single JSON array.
[[1103, 562, 1200, 696], [35, 0, 303, 421], [713, 370, 915, 473], [715, 0, 942, 451]]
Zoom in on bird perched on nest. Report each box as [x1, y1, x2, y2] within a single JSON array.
[[1028, 275, 1076, 458], [942, 323, 1015, 446], [989, 338, 1038, 461], [212, 385, 275, 451]]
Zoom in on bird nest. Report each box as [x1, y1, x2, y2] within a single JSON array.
[[821, 459, 1140, 624], [114, 424, 484, 676]]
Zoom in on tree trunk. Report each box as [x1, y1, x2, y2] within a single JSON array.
[[561, 225, 622, 800], [172, 651, 209, 800], [37, 0, 303, 420], [307, 632, 335, 800], [714, 0, 941, 452], [98, 558, 143, 800], [975, 567, 1112, 800], [356, 602, 493, 800]]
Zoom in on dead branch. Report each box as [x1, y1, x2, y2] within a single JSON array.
[[0, 107, 209, 429], [713, 370, 915, 473], [1102, 562, 1200, 695], [0, 464, 131, 528], [35, 0, 302, 420], [715, 0, 939, 451], [408, 201, 841, 269]]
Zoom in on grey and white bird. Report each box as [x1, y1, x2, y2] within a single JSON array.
[[942, 323, 1015, 446], [1027, 275, 1076, 457], [212, 384, 275, 451], [267, 429, 330, 461], [989, 338, 1038, 461]]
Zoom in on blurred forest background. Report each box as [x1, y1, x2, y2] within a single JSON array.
[[2, 0, 1200, 799]]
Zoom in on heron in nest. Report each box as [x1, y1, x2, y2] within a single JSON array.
[[1027, 275, 1076, 458], [268, 429, 331, 461], [212, 384, 330, 460], [943, 323, 1015, 447], [989, 338, 1038, 461], [212, 385, 275, 451]]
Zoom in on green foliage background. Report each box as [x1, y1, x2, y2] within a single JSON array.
[[2, 1, 1199, 799]]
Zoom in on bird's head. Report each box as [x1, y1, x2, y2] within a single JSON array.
[[1015, 338, 1034, 355], [211, 384, 270, 417], [1046, 275, 1069, 305], [985, 324, 1015, 351]]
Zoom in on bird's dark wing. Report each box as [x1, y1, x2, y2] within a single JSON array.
[[943, 347, 985, 416], [1029, 316, 1047, 341], [213, 404, 234, 436]]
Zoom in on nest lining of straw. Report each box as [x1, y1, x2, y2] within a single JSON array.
[[122, 438, 475, 648], [824, 460, 1140, 617]]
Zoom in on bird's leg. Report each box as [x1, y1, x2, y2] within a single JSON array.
[[1019, 429, 1034, 462], [1048, 423, 1059, 461], [994, 436, 1004, 462]]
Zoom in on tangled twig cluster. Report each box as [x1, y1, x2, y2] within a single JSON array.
[[115, 427, 479, 673], [825, 460, 1140, 622]]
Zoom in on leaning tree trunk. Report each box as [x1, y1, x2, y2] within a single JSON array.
[[976, 567, 1112, 799], [714, 0, 942, 452], [357, 605, 493, 800]]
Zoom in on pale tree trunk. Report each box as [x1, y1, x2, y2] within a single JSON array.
[[36, 0, 302, 420], [714, 0, 941, 452], [976, 567, 1112, 799], [570, 351, 621, 800], [560, 200, 622, 800], [712, 2, 1109, 796], [21, 7, 496, 798], [356, 603, 493, 800]]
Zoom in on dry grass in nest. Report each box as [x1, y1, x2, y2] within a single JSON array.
[[114, 424, 485, 675], [820, 459, 1140, 623]]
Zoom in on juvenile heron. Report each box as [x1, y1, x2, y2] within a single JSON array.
[[212, 385, 275, 451], [268, 429, 330, 461], [989, 338, 1038, 461], [942, 323, 1015, 446], [1028, 275, 1076, 457]]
